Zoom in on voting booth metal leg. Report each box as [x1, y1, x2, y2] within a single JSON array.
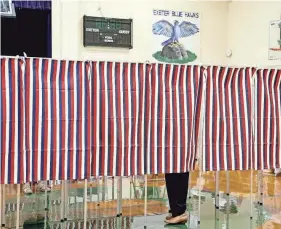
[[215, 171, 220, 229], [16, 184, 20, 229], [117, 177, 122, 217], [250, 169, 254, 229], [0, 184, 6, 227], [60, 181, 65, 222], [83, 179, 88, 229], [225, 171, 230, 229], [144, 175, 148, 229]]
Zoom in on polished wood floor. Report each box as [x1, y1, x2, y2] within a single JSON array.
[[1, 170, 281, 228]]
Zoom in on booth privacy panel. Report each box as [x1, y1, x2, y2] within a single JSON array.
[[0, 58, 202, 183]]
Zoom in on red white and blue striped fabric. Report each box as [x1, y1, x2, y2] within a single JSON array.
[[90, 62, 150, 177], [0, 57, 25, 184], [254, 68, 281, 170], [203, 66, 255, 171], [147, 64, 204, 174]]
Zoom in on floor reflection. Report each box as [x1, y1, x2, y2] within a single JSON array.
[[1, 171, 281, 228]]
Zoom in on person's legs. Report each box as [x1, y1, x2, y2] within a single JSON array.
[[165, 172, 189, 217]]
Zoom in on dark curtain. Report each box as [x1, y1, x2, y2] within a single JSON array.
[[1, 1, 52, 58]]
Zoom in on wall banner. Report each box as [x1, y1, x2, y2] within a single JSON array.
[[151, 9, 200, 64]]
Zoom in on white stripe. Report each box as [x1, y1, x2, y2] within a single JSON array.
[[81, 62, 86, 178], [141, 65, 146, 175], [127, 64, 132, 176], [134, 64, 139, 175], [112, 63, 117, 176], [242, 69, 249, 170], [73, 61, 77, 179], [260, 70, 264, 169], [104, 63, 108, 176], [55, 61, 60, 180], [234, 69, 242, 170], [154, 65, 159, 174], [21, 60, 26, 183], [14, 59, 19, 183], [266, 70, 271, 169], [38, 59, 43, 181], [146, 66, 151, 175], [271, 69, 277, 168], [176, 66, 180, 172], [47, 60, 52, 180], [29, 59, 34, 182], [96, 62, 100, 176], [221, 69, 227, 170], [275, 71, 281, 166], [168, 66, 173, 173], [189, 66, 195, 171], [254, 71, 258, 170], [182, 66, 188, 171], [120, 64, 125, 176], [209, 67, 213, 171], [228, 70, 235, 170], [215, 67, 220, 170], [64, 61, 69, 179], [161, 65, 166, 173]]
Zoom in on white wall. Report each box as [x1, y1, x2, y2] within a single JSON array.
[[52, 0, 229, 65], [227, 1, 281, 67]]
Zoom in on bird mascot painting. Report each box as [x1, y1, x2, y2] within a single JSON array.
[[152, 20, 199, 63]]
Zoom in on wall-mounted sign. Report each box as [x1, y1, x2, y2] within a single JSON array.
[[269, 20, 281, 60], [83, 15, 133, 49]]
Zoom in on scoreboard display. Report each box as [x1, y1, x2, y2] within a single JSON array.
[[83, 15, 133, 49]]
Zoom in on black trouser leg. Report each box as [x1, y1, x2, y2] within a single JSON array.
[[165, 172, 189, 217]]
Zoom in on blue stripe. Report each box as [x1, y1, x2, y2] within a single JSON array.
[[107, 63, 111, 174], [178, 66, 183, 172], [115, 64, 119, 175], [122, 63, 127, 176], [164, 65, 169, 172], [76, 62, 80, 178], [8, 59, 13, 183], [98, 62, 103, 176], [58, 63, 63, 180], [130, 64, 135, 174], [50, 61, 54, 179], [17, 61, 21, 182], [41, 60, 46, 179], [67, 61, 72, 179], [84, 64, 88, 178]]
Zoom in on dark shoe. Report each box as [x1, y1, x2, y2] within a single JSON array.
[[164, 213, 188, 224]]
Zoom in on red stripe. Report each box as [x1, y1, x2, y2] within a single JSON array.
[[165, 65, 171, 172], [52, 60, 58, 180], [225, 68, 233, 170], [25, 59, 31, 182], [158, 64, 164, 173], [1, 59, 7, 183], [173, 65, 179, 172], [239, 68, 247, 170], [43, 60, 49, 180], [264, 69, 269, 168], [68, 62, 74, 179], [19, 60, 25, 183], [206, 67, 211, 170], [131, 64, 136, 175], [218, 67, 226, 170], [137, 64, 144, 175], [231, 68, 240, 169], [124, 63, 129, 176], [268, 69, 276, 169], [86, 63, 91, 178], [116, 63, 122, 176], [100, 62, 106, 176], [213, 66, 218, 170], [78, 62, 83, 179], [275, 70, 281, 168], [179, 65, 185, 172], [92, 62, 97, 176], [60, 61, 66, 180], [150, 65, 156, 174]]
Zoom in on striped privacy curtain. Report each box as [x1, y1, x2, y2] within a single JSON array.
[[202, 66, 256, 171], [0, 57, 203, 183], [254, 68, 281, 170]]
